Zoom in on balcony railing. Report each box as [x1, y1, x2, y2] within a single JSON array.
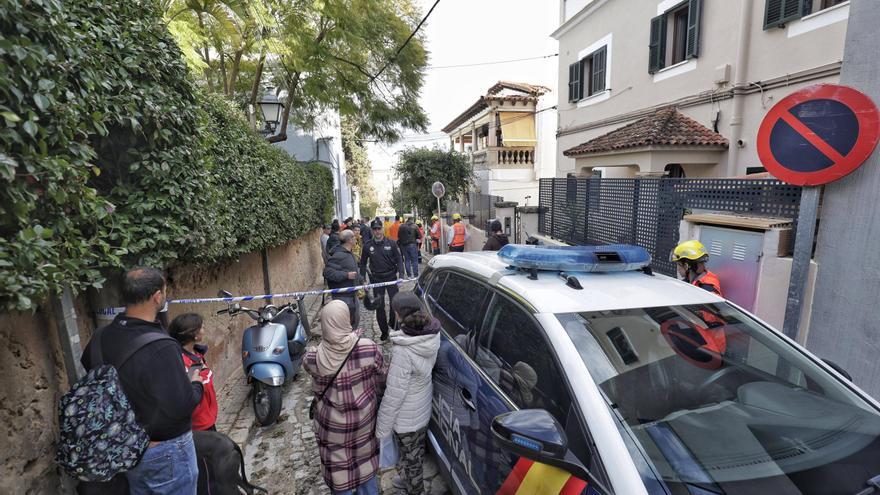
[[471, 146, 535, 169]]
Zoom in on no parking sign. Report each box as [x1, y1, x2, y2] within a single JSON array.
[[757, 84, 880, 185]]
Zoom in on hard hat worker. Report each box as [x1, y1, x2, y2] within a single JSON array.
[[671, 240, 723, 296], [429, 215, 442, 255], [448, 213, 469, 253]]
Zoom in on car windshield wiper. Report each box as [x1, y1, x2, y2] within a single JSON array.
[[853, 474, 880, 495]]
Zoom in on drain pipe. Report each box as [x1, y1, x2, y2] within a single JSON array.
[[727, 0, 755, 177]]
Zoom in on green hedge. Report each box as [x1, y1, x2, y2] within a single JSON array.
[[0, 0, 333, 311]]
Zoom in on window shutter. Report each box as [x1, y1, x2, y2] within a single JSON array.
[[685, 0, 702, 59], [591, 47, 607, 94], [577, 59, 585, 100], [648, 15, 667, 74], [764, 0, 807, 29], [568, 62, 579, 102]]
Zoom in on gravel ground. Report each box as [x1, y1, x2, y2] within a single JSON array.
[[216, 276, 450, 495]]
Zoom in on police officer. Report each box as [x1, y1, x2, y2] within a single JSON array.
[[360, 219, 405, 340], [671, 240, 723, 296]]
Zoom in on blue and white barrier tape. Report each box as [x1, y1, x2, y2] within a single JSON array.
[[96, 278, 416, 316]]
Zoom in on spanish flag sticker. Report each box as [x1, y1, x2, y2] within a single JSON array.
[[497, 458, 588, 495]]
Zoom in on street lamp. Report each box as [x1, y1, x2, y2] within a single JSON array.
[[258, 86, 284, 135]]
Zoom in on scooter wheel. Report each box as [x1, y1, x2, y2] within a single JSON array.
[[252, 381, 283, 426]]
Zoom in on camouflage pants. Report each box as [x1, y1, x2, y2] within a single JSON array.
[[395, 427, 427, 494]]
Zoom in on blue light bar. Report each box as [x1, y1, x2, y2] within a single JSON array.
[[497, 244, 651, 273], [511, 434, 543, 452]]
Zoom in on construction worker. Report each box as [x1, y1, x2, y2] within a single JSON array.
[[448, 213, 468, 252], [389, 215, 401, 242], [671, 240, 723, 296], [429, 215, 442, 255]]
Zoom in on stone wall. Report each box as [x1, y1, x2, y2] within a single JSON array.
[[0, 229, 324, 494]]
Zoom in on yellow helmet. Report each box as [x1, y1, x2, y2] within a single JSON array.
[[452, 213, 462, 220], [431, 215, 438, 221], [672, 240, 709, 263]]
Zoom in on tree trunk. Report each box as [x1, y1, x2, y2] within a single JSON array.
[[249, 50, 266, 106], [228, 49, 244, 97], [198, 13, 214, 93], [219, 51, 229, 95]]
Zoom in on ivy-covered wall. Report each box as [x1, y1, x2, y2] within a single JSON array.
[[0, 0, 333, 312]]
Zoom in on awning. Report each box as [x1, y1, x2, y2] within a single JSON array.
[[499, 112, 536, 147]]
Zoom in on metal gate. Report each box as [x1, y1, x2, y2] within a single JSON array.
[[538, 178, 802, 276]]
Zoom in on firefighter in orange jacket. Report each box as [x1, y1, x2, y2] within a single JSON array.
[[449, 213, 468, 252], [429, 215, 442, 255], [672, 240, 723, 296]]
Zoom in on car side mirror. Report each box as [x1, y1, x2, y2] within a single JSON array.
[[492, 410, 609, 494], [218, 289, 233, 298], [822, 358, 853, 381]]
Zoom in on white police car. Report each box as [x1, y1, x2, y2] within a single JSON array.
[[416, 244, 880, 495]]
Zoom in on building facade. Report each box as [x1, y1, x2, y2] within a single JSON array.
[[442, 82, 556, 205], [553, 0, 850, 178]]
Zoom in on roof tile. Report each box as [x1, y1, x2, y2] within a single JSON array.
[[563, 107, 729, 156]]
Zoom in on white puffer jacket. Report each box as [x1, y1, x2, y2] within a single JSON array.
[[375, 324, 441, 438]]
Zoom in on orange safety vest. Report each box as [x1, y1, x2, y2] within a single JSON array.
[[389, 221, 401, 241], [451, 222, 466, 247], [692, 270, 723, 297]]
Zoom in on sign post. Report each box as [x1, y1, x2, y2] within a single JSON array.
[[432, 181, 446, 254], [757, 83, 880, 340]]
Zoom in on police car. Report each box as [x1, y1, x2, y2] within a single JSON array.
[[416, 244, 880, 495]]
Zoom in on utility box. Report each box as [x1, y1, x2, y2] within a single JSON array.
[[681, 213, 818, 344]]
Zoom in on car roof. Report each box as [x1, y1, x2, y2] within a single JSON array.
[[427, 251, 722, 314]]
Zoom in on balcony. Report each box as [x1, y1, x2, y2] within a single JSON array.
[[472, 146, 535, 170]]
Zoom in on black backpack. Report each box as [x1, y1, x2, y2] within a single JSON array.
[[56, 328, 174, 482]]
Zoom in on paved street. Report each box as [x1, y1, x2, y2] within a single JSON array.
[[215, 278, 449, 495]]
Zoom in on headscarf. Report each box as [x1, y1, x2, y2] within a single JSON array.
[[315, 300, 359, 376]]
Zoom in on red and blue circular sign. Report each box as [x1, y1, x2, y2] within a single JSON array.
[[757, 84, 880, 186]]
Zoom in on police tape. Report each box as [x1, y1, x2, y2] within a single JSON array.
[[96, 278, 416, 317]]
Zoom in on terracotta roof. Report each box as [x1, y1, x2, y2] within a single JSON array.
[[563, 107, 729, 156], [442, 81, 548, 133]]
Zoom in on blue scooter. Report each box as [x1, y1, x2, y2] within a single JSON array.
[[217, 292, 310, 426]]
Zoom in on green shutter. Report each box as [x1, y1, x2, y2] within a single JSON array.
[[568, 62, 579, 102], [764, 0, 808, 29], [686, 0, 702, 59], [648, 15, 667, 74], [591, 47, 607, 94]]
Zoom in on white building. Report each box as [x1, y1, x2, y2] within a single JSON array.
[[442, 82, 557, 205], [553, 0, 849, 178], [272, 113, 359, 221]]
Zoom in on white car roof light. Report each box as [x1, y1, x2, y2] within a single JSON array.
[[497, 244, 652, 275]]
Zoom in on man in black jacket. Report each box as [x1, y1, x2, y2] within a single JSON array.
[[482, 220, 510, 251], [397, 217, 422, 278], [360, 219, 404, 340], [325, 219, 342, 254], [323, 229, 360, 327], [81, 267, 204, 494]]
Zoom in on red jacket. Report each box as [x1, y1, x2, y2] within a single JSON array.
[[182, 349, 218, 430]]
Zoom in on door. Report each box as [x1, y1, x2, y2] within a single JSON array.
[[427, 271, 492, 493], [700, 226, 763, 311]]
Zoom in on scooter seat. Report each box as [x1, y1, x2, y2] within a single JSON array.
[[272, 309, 300, 341]]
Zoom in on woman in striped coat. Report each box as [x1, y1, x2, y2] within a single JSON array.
[[304, 300, 386, 494]]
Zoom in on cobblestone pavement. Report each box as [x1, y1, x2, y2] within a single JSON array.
[[215, 275, 450, 495]]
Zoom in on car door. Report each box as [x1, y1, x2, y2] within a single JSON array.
[[466, 292, 609, 494], [426, 270, 492, 494]]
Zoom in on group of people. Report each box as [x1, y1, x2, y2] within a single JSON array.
[[79, 267, 218, 494], [303, 292, 441, 495]]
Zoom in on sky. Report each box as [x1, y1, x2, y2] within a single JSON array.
[[367, 0, 562, 203]]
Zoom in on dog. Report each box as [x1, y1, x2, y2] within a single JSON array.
[[193, 430, 268, 495]]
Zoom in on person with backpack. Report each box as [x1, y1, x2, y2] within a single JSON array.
[[77, 267, 204, 494], [169, 312, 218, 431], [304, 300, 386, 495], [375, 292, 441, 495]]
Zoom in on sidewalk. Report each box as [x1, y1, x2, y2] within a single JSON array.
[[215, 277, 449, 494]]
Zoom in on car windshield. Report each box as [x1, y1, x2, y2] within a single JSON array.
[[557, 303, 880, 495]]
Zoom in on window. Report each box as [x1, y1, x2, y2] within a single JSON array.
[[765, 0, 847, 30], [432, 272, 490, 339], [649, 0, 702, 74], [568, 45, 607, 103]]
